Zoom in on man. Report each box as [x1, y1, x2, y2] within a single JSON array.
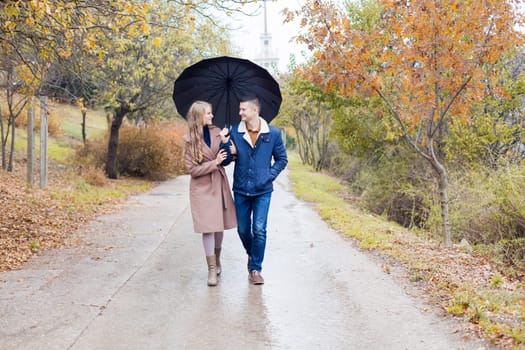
[[220, 95, 288, 285]]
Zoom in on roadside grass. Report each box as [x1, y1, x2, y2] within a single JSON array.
[[57, 106, 107, 141], [8, 100, 108, 164], [0, 163, 154, 271], [288, 154, 407, 252], [287, 153, 525, 348], [14, 128, 75, 164], [48, 176, 154, 215], [0, 99, 157, 271]]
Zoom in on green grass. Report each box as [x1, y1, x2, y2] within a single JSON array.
[[48, 178, 153, 214], [13, 128, 74, 164], [287, 152, 525, 346], [446, 287, 525, 342], [287, 153, 401, 251], [55, 104, 107, 140], [6, 104, 107, 164]]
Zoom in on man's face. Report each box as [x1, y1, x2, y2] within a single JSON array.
[[239, 101, 258, 122]]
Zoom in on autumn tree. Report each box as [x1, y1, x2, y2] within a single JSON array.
[[445, 59, 525, 168], [0, 1, 151, 91], [0, 0, 150, 171], [279, 75, 338, 171], [289, 0, 524, 245], [0, 57, 30, 171], [89, 2, 234, 179], [1, 0, 258, 179]]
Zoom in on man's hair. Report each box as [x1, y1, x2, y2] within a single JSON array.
[[239, 95, 260, 110]]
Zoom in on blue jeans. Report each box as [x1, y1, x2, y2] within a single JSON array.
[[234, 192, 272, 272]]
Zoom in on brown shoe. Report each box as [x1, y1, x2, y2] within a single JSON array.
[[249, 270, 264, 285]]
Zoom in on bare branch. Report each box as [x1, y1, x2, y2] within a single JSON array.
[[375, 87, 431, 161]]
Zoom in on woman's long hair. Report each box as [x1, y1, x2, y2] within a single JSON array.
[[186, 101, 212, 165]]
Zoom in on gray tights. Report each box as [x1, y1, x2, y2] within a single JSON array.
[[202, 232, 223, 256]]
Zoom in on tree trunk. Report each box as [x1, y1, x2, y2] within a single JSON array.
[[8, 115, 15, 172], [378, 88, 455, 246], [294, 122, 308, 165], [0, 106, 5, 170], [105, 107, 127, 179], [297, 140, 306, 164], [437, 168, 452, 246], [81, 110, 87, 144], [428, 145, 452, 246]]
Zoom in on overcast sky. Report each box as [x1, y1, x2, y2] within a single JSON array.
[[224, 0, 310, 73]]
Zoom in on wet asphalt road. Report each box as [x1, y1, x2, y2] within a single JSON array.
[[0, 169, 486, 349]]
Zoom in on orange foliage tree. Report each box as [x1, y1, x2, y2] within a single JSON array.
[[288, 0, 525, 245]]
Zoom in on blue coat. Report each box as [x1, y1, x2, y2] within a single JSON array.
[[230, 118, 288, 196]]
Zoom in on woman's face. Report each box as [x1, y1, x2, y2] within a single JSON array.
[[202, 106, 213, 126]]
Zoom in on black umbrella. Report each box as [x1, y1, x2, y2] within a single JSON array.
[[172, 56, 282, 126]]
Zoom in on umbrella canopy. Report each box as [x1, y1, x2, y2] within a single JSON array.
[[172, 56, 282, 127]]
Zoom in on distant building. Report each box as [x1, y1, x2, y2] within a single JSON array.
[[253, 1, 279, 74]]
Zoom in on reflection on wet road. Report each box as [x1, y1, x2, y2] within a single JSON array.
[[71, 171, 476, 349], [0, 170, 483, 349]]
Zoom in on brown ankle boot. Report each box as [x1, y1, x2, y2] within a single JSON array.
[[206, 255, 217, 286], [214, 248, 222, 276]]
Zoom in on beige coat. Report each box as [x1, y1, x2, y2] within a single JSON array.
[[183, 126, 237, 233]]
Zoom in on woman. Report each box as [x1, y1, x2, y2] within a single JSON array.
[[183, 101, 237, 286]]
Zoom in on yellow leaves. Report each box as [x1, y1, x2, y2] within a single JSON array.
[[25, 16, 35, 27], [39, 50, 50, 62], [141, 21, 151, 37], [58, 48, 72, 59], [83, 35, 98, 51], [15, 65, 37, 93], [2, 21, 17, 33], [432, 108, 440, 122], [44, 2, 52, 16], [28, 0, 39, 12], [4, 5, 20, 17], [385, 126, 400, 142], [75, 98, 84, 108], [153, 38, 162, 49], [76, 98, 88, 114]]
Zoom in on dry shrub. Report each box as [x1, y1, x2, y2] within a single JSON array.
[[496, 238, 525, 270], [46, 111, 62, 137], [117, 123, 185, 180], [426, 164, 525, 271], [445, 165, 525, 244], [76, 122, 186, 181], [76, 137, 107, 168], [79, 165, 108, 187], [14, 112, 27, 128], [354, 146, 431, 229], [15, 103, 62, 137]]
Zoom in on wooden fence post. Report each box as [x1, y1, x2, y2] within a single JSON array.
[[27, 98, 35, 187], [40, 96, 48, 189]]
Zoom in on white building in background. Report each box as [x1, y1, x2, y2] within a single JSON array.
[[253, 1, 279, 74]]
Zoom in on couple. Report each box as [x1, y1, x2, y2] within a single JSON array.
[[183, 95, 288, 287]]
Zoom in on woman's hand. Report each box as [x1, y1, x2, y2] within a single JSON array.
[[219, 128, 230, 143], [215, 149, 227, 165], [230, 143, 237, 155]]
